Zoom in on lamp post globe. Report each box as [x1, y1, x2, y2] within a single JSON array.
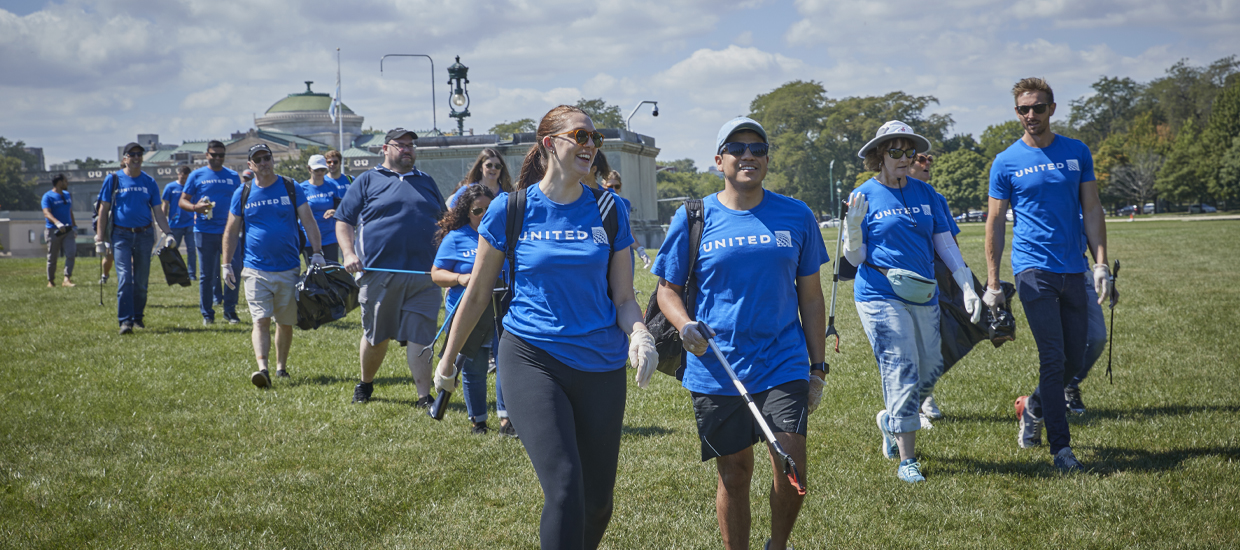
[[447, 56, 471, 135]]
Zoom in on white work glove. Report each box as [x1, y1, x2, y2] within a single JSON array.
[[162, 234, 176, 249], [95, 241, 107, 254], [637, 248, 652, 270], [953, 267, 983, 324], [223, 263, 236, 290], [679, 320, 715, 357], [843, 192, 867, 255], [310, 252, 326, 267], [434, 358, 458, 394], [1093, 263, 1112, 306], [808, 374, 825, 414], [982, 285, 1005, 311], [629, 328, 658, 389]]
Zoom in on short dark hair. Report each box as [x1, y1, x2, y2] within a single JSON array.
[[177, 165, 192, 175], [207, 140, 226, 150], [52, 173, 67, 185]]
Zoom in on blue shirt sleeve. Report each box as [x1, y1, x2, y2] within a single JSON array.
[[334, 173, 364, 226], [161, 185, 173, 203], [612, 194, 635, 251], [41, 192, 52, 209], [650, 205, 690, 286], [293, 179, 307, 207], [478, 192, 511, 253], [99, 175, 115, 204], [796, 205, 829, 277], [229, 185, 245, 216], [989, 154, 1011, 201], [1080, 142, 1097, 182], [146, 177, 162, 207]]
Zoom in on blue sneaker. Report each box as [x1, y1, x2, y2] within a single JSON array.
[[1015, 395, 1043, 448], [876, 410, 898, 459], [1054, 447, 1084, 473], [897, 458, 925, 483]]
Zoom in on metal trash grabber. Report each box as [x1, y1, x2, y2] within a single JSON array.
[[825, 200, 849, 353], [1105, 259, 1120, 384], [706, 338, 807, 496]]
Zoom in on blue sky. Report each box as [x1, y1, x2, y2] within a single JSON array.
[[2, 0, 1237, 172]]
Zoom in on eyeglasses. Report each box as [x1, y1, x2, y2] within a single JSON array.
[[549, 129, 604, 148], [887, 148, 918, 159], [251, 154, 273, 164], [124, 151, 144, 158], [1016, 103, 1050, 115], [470, 207, 486, 215], [207, 152, 225, 159], [386, 142, 416, 151], [483, 162, 503, 170], [915, 155, 933, 164], [719, 142, 770, 157], [325, 159, 339, 165]]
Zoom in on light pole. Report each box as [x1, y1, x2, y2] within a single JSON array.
[[379, 54, 438, 135], [828, 159, 835, 220], [626, 101, 659, 132], [447, 56, 471, 136]]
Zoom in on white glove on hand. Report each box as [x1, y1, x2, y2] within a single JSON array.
[[953, 267, 983, 324], [162, 234, 176, 249], [223, 263, 236, 290], [1093, 263, 1112, 306], [843, 192, 867, 255], [679, 320, 715, 357], [629, 328, 658, 389], [808, 374, 825, 415], [95, 241, 107, 254], [637, 248, 652, 270], [434, 359, 458, 394], [310, 252, 326, 267], [982, 285, 1005, 310]]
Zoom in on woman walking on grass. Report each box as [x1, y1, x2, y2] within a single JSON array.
[[447, 148, 512, 208]]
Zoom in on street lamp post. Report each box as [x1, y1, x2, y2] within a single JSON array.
[[380, 54, 438, 135], [828, 159, 835, 220], [447, 56, 471, 136], [625, 101, 659, 132]]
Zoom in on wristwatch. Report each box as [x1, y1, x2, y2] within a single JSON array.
[[810, 362, 828, 375]]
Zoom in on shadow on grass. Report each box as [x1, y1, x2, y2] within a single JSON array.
[[943, 404, 1240, 425], [621, 425, 674, 438], [1088, 445, 1240, 474], [149, 303, 199, 309]]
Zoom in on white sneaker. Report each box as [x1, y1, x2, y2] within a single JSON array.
[[919, 413, 935, 430], [921, 395, 943, 419]]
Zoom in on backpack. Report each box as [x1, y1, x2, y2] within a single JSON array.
[[95, 171, 122, 241], [642, 199, 705, 380], [496, 184, 620, 335], [238, 175, 306, 253]]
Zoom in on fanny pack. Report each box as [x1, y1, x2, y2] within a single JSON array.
[[866, 261, 936, 304]]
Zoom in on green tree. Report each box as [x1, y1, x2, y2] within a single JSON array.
[[275, 146, 322, 183], [574, 98, 624, 129], [1142, 56, 1240, 133], [0, 137, 40, 210], [657, 158, 697, 173], [489, 118, 537, 137], [1202, 80, 1240, 200], [1218, 136, 1240, 208], [979, 120, 1025, 159], [938, 133, 980, 155], [65, 157, 110, 170], [932, 149, 989, 214], [1156, 118, 1209, 203], [1068, 76, 1145, 148], [655, 170, 724, 223]]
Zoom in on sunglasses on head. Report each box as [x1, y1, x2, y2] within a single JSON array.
[[550, 129, 604, 148], [1016, 103, 1050, 115], [483, 162, 503, 170], [887, 148, 918, 159], [719, 142, 769, 157], [470, 207, 486, 215]]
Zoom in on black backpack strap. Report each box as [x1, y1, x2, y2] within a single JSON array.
[[502, 188, 527, 320], [588, 186, 620, 299], [281, 176, 307, 252], [683, 199, 705, 318]]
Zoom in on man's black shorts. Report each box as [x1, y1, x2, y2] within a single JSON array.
[[690, 379, 809, 461]]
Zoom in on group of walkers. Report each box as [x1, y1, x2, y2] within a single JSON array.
[[47, 74, 1117, 549]]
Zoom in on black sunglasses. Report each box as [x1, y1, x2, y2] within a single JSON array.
[[207, 152, 225, 159], [719, 142, 769, 157], [550, 129, 604, 148], [1016, 103, 1050, 115], [887, 148, 918, 159], [124, 151, 144, 158], [470, 207, 485, 215], [251, 154, 273, 164], [483, 162, 503, 170]]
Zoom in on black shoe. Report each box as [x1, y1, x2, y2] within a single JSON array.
[[471, 422, 489, 435], [1065, 386, 1086, 414], [352, 382, 373, 404], [225, 315, 240, 325], [499, 419, 518, 439], [118, 323, 134, 335], [251, 369, 270, 389], [276, 369, 290, 378], [414, 395, 433, 410]]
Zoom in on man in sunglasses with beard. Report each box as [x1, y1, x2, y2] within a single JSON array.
[[180, 140, 243, 325], [336, 128, 447, 406], [985, 77, 1112, 473], [653, 117, 828, 550]]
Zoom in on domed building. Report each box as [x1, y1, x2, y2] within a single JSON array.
[[255, 81, 363, 151]]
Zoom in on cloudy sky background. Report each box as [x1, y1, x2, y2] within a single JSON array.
[[2, 0, 1238, 171]]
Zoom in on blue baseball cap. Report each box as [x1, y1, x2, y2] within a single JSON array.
[[716, 117, 767, 155]]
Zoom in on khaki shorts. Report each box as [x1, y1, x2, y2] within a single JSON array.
[[242, 267, 299, 325], [358, 270, 441, 346]]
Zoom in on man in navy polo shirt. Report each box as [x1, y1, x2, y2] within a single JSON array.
[[94, 143, 176, 335], [221, 144, 325, 388], [336, 128, 446, 406], [41, 173, 77, 288], [179, 140, 243, 325], [162, 165, 197, 280], [985, 77, 1112, 473]]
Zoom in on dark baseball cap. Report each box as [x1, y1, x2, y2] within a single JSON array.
[[123, 142, 145, 154], [248, 143, 272, 160], [384, 128, 418, 143]]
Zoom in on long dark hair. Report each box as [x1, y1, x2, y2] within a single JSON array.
[[516, 105, 590, 190], [434, 184, 496, 248], [457, 148, 512, 193]]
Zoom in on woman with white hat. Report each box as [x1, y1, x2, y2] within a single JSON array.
[[297, 154, 343, 263], [842, 120, 981, 483]]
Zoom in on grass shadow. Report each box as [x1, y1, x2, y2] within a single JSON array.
[[621, 425, 674, 438], [1083, 404, 1240, 419], [1088, 445, 1240, 474], [931, 456, 1061, 478]]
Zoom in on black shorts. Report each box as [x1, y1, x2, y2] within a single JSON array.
[[691, 379, 809, 461]]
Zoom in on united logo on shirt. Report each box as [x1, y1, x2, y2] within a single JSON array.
[[775, 231, 792, 248], [592, 227, 608, 245], [1067, 159, 1080, 171], [280, 196, 291, 206]]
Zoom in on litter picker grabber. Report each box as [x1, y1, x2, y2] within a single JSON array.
[[1105, 259, 1120, 384], [826, 200, 849, 353], [706, 337, 807, 496]]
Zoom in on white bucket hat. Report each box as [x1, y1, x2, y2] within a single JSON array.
[[856, 120, 932, 159], [307, 154, 329, 171]]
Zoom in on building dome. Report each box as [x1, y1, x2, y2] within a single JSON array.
[[255, 81, 364, 151]]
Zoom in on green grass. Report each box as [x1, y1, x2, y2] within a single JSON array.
[[2, 219, 1239, 549]]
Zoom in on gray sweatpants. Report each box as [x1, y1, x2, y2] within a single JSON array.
[[44, 227, 76, 282]]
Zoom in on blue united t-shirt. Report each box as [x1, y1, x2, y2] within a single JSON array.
[[229, 178, 307, 272], [183, 167, 241, 235], [479, 183, 635, 371], [989, 135, 1095, 275], [99, 171, 161, 229], [851, 177, 951, 306], [652, 190, 829, 395], [334, 166, 445, 271], [161, 182, 194, 229], [433, 225, 482, 312], [933, 190, 960, 236], [298, 180, 341, 246], [325, 173, 351, 196], [41, 189, 74, 229]]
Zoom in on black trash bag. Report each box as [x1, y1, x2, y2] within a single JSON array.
[[157, 246, 192, 287], [934, 253, 1017, 374], [295, 264, 360, 330]]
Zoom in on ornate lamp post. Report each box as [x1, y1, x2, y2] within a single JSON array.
[[447, 56, 471, 135]]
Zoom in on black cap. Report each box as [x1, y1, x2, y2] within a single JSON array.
[[248, 143, 272, 160], [123, 142, 145, 154], [384, 128, 417, 143]]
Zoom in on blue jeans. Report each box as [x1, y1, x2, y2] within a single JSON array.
[[169, 226, 197, 279], [1070, 278, 1108, 387], [112, 228, 154, 326], [494, 345, 508, 419], [1018, 269, 1088, 455], [462, 342, 491, 423], [194, 232, 242, 320], [856, 299, 944, 434]]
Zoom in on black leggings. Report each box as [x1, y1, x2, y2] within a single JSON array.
[[497, 332, 626, 550]]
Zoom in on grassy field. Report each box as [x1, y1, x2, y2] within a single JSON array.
[[2, 219, 1239, 549]]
